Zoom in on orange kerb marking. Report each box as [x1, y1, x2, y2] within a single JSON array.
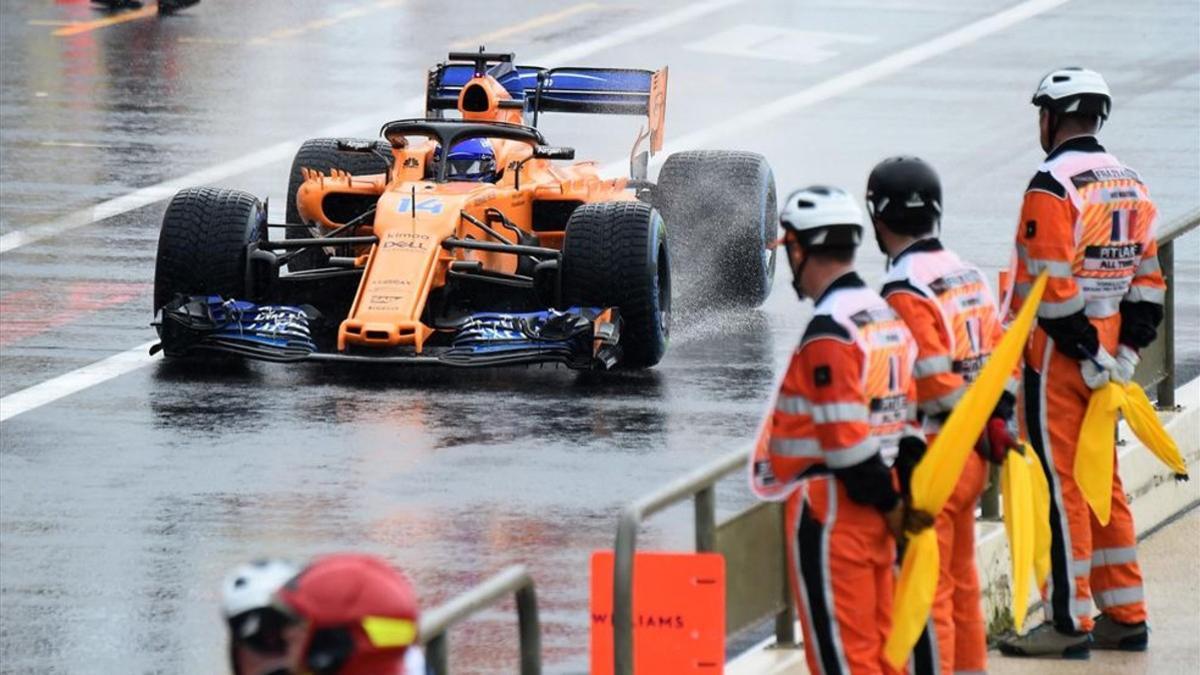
[[53, 6, 156, 37]]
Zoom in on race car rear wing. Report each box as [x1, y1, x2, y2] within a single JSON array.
[[425, 54, 668, 154]]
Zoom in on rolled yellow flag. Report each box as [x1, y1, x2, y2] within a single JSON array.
[[884, 271, 1048, 669], [1075, 383, 1123, 526], [1025, 445, 1052, 590], [1002, 450, 1035, 631]]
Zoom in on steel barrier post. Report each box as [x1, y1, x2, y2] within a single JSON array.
[[695, 485, 716, 552], [774, 604, 796, 646], [614, 508, 639, 675], [612, 448, 747, 675], [418, 565, 540, 675], [516, 583, 542, 675], [1157, 238, 1176, 407], [980, 464, 1000, 519], [427, 635, 449, 675]]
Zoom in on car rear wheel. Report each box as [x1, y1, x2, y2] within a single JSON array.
[[153, 187, 266, 311], [284, 137, 391, 271], [561, 201, 670, 369], [654, 150, 777, 307]]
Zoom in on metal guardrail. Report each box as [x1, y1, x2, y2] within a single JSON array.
[[612, 209, 1200, 669], [418, 565, 542, 675], [611, 447, 796, 675], [416, 212, 1197, 674], [1138, 207, 1200, 408]]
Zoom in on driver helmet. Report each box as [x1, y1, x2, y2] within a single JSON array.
[[435, 137, 497, 182], [273, 553, 420, 675], [222, 558, 301, 675]]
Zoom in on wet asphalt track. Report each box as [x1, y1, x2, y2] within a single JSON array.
[[1, 0, 1198, 673]]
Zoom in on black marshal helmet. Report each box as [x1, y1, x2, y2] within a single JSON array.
[[865, 156, 943, 237]]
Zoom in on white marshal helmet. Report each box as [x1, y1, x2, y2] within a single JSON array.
[[779, 185, 865, 250], [1031, 67, 1112, 119], [221, 558, 300, 619]]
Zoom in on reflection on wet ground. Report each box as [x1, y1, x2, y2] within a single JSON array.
[[1, 0, 1197, 673], [2, 299, 774, 672]]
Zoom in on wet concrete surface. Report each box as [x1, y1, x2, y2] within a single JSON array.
[[991, 508, 1200, 675], [1, 0, 1198, 673]]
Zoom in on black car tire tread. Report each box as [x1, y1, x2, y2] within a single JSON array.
[[153, 187, 264, 311], [654, 150, 776, 306], [562, 201, 670, 368]]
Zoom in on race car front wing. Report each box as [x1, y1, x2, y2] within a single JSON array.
[[152, 296, 622, 369]]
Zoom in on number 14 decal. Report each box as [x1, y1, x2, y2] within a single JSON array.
[[396, 197, 444, 215]]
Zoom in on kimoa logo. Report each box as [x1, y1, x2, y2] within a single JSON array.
[[382, 231, 431, 249]]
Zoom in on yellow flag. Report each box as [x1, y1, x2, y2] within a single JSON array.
[[1120, 382, 1188, 477], [888, 528, 939, 662], [1002, 451, 1034, 631], [1075, 383, 1123, 526], [1025, 446, 1052, 589], [884, 271, 1048, 669]]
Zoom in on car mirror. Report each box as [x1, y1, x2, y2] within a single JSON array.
[[533, 145, 575, 161]]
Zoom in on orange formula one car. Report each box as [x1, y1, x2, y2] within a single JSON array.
[[152, 51, 777, 369]]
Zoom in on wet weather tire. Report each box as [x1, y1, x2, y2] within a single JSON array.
[[153, 187, 266, 311], [654, 150, 777, 307], [561, 201, 671, 369], [284, 138, 391, 271]]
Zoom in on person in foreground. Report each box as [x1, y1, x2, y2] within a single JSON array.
[[222, 554, 426, 675], [866, 156, 1021, 674], [753, 185, 935, 674], [997, 67, 1166, 659]]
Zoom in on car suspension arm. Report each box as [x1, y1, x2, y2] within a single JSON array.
[[270, 206, 378, 266], [441, 237, 560, 259], [459, 210, 516, 246], [262, 235, 378, 249]]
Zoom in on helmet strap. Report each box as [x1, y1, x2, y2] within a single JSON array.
[[1046, 109, 1062, 153], [788, 241, 809, 301]]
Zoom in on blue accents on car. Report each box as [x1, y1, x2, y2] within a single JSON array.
[[427, 65, 656, 116]]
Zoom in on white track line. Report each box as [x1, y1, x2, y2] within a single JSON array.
[[601, 0, 1070, 175], [665, 0, 1070, 153], [0, 340, 158, 422], [0, 0, 1066, 422], [0, 0, 746, 255], [0, 124, 370, 255], [0, 0, 747, 421]]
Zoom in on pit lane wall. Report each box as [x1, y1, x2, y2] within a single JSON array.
[[726, 374, 1200, 674]]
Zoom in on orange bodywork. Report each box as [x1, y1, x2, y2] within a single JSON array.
[[292, 68, 654, 354]]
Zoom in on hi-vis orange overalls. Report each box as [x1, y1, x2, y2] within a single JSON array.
[[751, 272, 930, 675], [882, 239, 1011, 675], [1005, 135, 1166, 633]]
